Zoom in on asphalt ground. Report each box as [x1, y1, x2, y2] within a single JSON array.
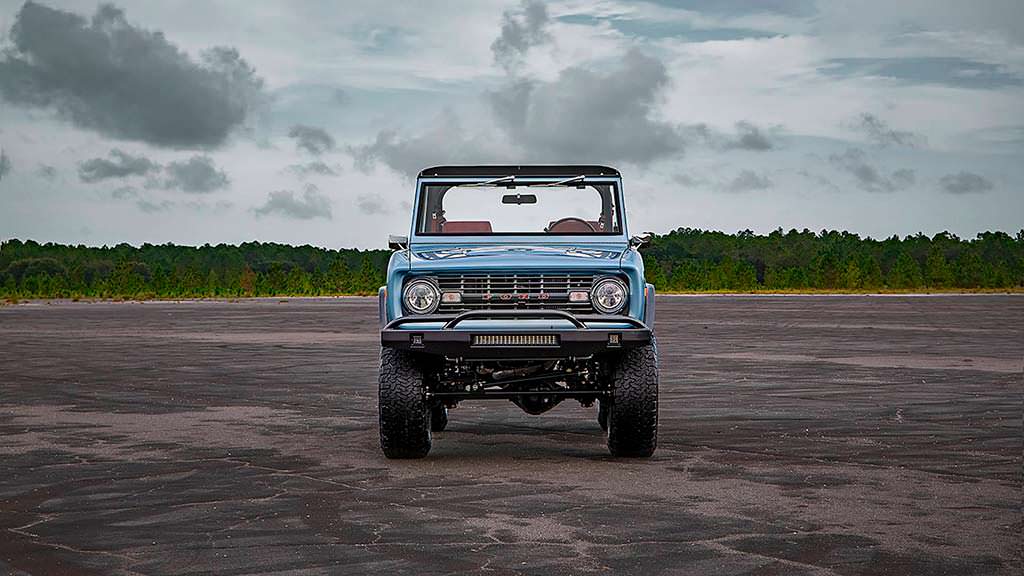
[[0, 295, 1021, 576]]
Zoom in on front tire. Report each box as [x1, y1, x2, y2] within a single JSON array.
[[378, 348, 431, 459], [607, 338, 658, 457]]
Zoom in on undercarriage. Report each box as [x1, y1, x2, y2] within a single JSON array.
[[379, 341, 658, 459], [426, 357, 611, 414]]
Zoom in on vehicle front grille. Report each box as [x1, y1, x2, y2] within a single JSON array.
[[437, 273, 595, 314]]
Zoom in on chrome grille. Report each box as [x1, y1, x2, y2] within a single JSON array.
[[437, 273, 594, 313]]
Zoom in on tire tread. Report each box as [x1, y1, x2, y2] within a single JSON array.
[[607, 338, 658, 457], [379, 348, 431, 458]]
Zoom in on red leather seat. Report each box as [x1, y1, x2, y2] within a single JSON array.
[[441, 221, 493, 233]]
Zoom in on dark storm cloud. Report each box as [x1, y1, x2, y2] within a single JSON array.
[[286, 161, 338, 178], [673, 173, 705, 187], [356, 194, 389, 215], [136, 199, 172, 213], [0, 2, 264, 148], [726, 121, 774, 151], [354, 50, 686, 175], [688, 121, 775, 151], [489, 49, 686, 165], [492, 0, 551, 72], [162, 156, 230, 193], [723, 170, 773, 193], [798, 170, 840, 194], [350, 110, 503, 177], [252, 184, 332, 220], [78, 149, 159, 183], [350, 130, 419, 177], [111, 186, 137, 199], [79, 150, 229, 193], [828, 148, 915, 193], [288, 125, 336, 155], [890, 168, 916, 188], [36, 164, 57, 181], [939, 171, 994, 194], [850, 113, 924, 148], [0, 149, 11, 182]]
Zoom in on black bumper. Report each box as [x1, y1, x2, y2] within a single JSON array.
[[380, 310, 652, 359]]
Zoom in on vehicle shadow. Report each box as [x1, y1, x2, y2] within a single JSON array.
[[417, 414, 667, 463]]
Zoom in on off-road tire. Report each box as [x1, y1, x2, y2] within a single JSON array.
[[607, 338, 658, 457], [597, 401, 609, 431], [378, 348, 431, 459], [430, 405, 449, 432]]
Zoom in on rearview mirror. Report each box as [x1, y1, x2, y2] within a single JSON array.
[[388, 234, 408, 250], [501, 193, 537, 205]]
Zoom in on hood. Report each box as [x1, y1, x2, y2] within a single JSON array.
[[408, 243, 627, 273]]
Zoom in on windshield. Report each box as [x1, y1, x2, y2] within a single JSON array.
[[415, 182, 621, 235]]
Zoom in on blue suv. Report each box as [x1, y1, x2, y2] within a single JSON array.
[[378, 165, 657, 458]]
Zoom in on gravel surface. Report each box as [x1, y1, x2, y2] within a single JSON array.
[[1, 295, 1021, 575]]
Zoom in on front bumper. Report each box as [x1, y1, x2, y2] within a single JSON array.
[[380, 309, 652, 359]]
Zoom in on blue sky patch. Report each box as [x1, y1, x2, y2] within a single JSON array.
[[822, 57, 1023, 89]]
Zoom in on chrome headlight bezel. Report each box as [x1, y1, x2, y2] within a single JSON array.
[[402, 278, 440, 315], [591, 276, 628, 314]]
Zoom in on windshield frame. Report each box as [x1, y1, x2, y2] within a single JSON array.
[[410, 177, 627, 243]]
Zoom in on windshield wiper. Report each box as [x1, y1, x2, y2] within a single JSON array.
[[532, 175, 586, 187], [457, 175, 515, 187]]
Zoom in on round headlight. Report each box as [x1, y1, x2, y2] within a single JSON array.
[[403, 279, 440, 314], [591, 277, 627, 314]]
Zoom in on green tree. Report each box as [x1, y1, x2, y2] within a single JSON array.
[[954, 250, 986, 288], [925, 246, 953, 288], [840, 259, 862, 289], [889, 252, 923, 289], [239, 266, 256, 295], [326, 258, 352, 294]]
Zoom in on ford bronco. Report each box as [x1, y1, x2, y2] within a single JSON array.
[[378, 165, 657, 458]]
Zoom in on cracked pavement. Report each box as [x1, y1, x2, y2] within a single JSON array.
[[0, 295, 1021, 575]]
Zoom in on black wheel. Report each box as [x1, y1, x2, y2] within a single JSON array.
[[378, 347, 431, 459], [607, 337, 658, 457], [597, 401, 609, 431], [430, 405, 448, 432]]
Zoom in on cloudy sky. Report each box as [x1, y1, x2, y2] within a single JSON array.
[[0, 0, 1021, 249]]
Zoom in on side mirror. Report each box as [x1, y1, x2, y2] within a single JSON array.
[[388, 234, 408, 251], [629, 232, 653, 249]]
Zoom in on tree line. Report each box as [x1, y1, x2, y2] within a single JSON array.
[[1, 229, 1022, 299], [0, 240, 389, 299], [643, 228, 1023, 291]]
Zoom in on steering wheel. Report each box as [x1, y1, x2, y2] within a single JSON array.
[[547, 217, 597, 233]]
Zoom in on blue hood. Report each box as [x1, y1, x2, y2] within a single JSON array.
[[408, 243, 627, 273]]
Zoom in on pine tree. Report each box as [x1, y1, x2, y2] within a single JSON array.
[[925, 247, 952, 288], [840, 259, 862, 289], [889, 252, 923, 289]]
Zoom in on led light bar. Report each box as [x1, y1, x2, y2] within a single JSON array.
[[472, 334, 559, 347]]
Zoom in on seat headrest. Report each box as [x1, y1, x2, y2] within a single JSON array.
[[441, 221, 493, 233]]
